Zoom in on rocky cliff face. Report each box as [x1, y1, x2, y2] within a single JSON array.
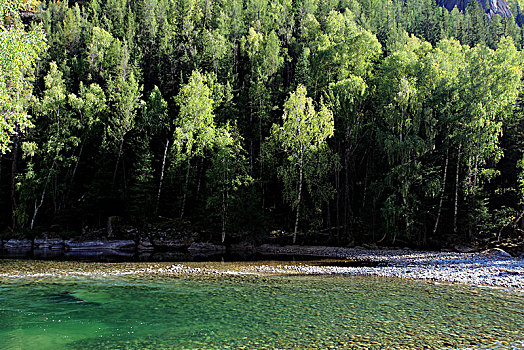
[[437, 0, 513, 19]]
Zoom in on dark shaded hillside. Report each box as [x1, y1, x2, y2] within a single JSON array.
[[437, 0, 513, 18]]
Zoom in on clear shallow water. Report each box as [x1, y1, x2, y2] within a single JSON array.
[[0, 264, 523, 349]]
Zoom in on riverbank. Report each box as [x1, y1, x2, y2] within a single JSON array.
[[1, 246, 523, 291]]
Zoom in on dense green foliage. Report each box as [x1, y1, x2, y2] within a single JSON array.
[[2, 0, 524, 247], [0, 0, 46, 153]]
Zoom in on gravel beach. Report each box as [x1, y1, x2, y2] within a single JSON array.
[[1, 247, 523, 291], [252, 248, 524, 290]]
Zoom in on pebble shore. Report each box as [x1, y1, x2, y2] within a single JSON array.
[[0, 248, 523, 291], [253, 249, 524, 290]]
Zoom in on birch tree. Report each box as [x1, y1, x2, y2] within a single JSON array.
[[22, 63, 75, 229], [173, 70, 217, 218], [0, 0, 46, 229], [269, 84, 334, 243], [145, 86, 170, 215], [0, 0, 46, 153], [376, 36, 431, 242], [106, 57, 142, 186], [207, 123, 252, 242]]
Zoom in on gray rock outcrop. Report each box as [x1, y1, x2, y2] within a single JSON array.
[[4, 239, 33, 249], [34, 237, 65, 249], [437, 0, 512, 19], [65, 240, 136, 251]]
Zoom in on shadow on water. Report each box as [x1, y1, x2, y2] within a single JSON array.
[[46, 292, 101, 306], [0, 248, 359, 264]]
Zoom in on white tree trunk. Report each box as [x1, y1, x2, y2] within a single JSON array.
[[454, 144, 462, 234], [156, 139, 170, 215], [31, 160, 55, 230], [293, 161, 303, 244], [30, 188, 46, 230], [221, 156, 228, 243], [432, 149, 449, 237], [71, 142, 84, 186], [221, 190, 226, 243], [112, 140, 124, 186], [180, 161, 190, 219]]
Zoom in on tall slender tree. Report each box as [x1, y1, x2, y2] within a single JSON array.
[[269, 85, 335, 243]]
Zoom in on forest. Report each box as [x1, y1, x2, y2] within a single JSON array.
[[2, 0, 524, 248]]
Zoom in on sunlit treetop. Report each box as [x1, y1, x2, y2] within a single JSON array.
[[0, 0, 47, 154]]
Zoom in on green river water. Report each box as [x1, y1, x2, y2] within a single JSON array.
[[0, 260, 523, 349]]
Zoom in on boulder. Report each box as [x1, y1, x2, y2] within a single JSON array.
[[65, 240, 136, 251], [518, 252, 524, 259], [34, 237, 65, 250], [4, 239, 33, 249], [481, 248, 513, 258]]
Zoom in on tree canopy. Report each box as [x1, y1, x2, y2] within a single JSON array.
[[1, 0, 524, 248], [0, 0, 46, 153]]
